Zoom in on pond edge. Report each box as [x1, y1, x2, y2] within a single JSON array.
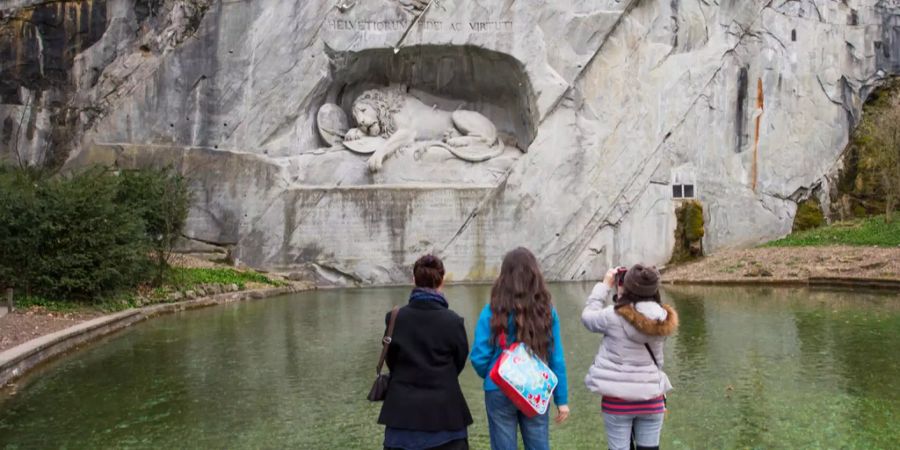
[[0, 284, 310, 388], [663, 276, 900, 290], [5, 277, 896, 389]]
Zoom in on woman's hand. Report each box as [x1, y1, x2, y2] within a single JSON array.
[[555, 405, 570, 424], [602, 268, 618, 288]]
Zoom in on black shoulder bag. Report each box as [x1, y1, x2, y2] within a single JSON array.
[[367, 306, 400, 401]]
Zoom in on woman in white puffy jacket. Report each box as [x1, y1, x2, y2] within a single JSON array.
[[581, 264, 679, 450]]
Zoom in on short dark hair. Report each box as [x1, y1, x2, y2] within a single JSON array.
[[413, 254, 445, 288]]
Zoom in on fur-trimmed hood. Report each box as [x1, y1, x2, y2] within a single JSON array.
[[615, 303, 679, 337]]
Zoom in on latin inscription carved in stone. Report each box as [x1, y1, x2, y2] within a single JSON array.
[[326, 19, 512, 33]]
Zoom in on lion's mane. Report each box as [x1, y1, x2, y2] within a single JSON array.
[[354, 88, 405, 137]]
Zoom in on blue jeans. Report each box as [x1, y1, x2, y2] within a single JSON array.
[[602, 412, 664, 450], [484, 390, 550, 450]]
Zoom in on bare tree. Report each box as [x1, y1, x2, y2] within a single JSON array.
[[859, 93, 900, 222]]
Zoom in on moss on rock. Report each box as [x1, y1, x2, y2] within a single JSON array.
[[792, 198, 825, 232], [671, 200, 705, 264]]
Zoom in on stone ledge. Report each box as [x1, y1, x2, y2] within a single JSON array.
[[663, 277, 900, 291], [662, 279, 808, 287], [808, 276, 900, 290], [0, 284, 307, 388]]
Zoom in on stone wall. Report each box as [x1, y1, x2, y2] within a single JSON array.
[[3, 0, 899, 283]]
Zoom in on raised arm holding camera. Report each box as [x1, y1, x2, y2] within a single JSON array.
[[581, 264, 679, 450]]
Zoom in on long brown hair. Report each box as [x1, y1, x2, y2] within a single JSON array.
[[489, 247, 553, 360]]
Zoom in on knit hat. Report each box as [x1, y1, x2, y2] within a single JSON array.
[[623, 264, 660, 297]]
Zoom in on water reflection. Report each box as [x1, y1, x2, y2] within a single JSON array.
[[0, 284, 897, 449], [667, 290, 707, 382], [662, 286, 900, 449]]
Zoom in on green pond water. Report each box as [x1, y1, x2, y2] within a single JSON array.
[[1, 284, 899, 449]]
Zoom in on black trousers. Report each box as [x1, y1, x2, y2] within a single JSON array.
[[385, 437, 468, 450]]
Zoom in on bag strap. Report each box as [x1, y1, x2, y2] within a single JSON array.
[[376, 306, 401, 375], [644, 342, 668, 409], [644, 343, 660, 368]]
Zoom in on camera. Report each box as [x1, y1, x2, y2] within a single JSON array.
[[611, 266, 628, 303], [614, 266, 628, 287]]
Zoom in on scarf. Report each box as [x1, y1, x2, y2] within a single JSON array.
[[408, 287, 449, 308]]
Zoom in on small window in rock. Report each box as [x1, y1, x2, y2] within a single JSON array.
[[791, 29, 797, 42], [673, 184, 695, 199]]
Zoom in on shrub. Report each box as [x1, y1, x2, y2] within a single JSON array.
[[0, 168, 41, 292], [116, 168, 190, 285], [31, 168, 151, 300], [0, 166, 191, 302], [792, 198, 825, 232]]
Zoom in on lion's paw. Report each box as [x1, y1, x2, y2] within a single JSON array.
[[443, 127, 462, 141], [345, 128, 365, 141], [367, 153, 385, 172]]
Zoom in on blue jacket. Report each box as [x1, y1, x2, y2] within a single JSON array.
[[470, 304, 569, 406]]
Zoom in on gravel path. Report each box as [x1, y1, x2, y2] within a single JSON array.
[[663, 246, 900, 283]]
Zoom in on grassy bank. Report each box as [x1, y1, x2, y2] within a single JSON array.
[[13, 267, 287, 314], [167, 267, 285, 291], [765, 215, 900, 247]]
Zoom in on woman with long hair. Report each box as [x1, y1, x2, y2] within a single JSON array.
[[582, 264, 679, 450], [470, 247, 569, 450], [378, 254, 473, 450]]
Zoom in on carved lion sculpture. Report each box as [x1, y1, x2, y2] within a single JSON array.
[[341, 87, 505, 172]]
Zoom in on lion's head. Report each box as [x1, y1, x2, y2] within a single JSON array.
[[351, 88, 404, 138]]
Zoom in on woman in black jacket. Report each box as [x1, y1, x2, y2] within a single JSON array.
[[378, 254, 473, 450]]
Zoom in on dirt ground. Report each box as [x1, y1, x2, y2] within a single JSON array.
[[0, 309, 102, 352], [168, 253, 224, 269], [663, 246, 900, 283], [0, 254, 229, 353]]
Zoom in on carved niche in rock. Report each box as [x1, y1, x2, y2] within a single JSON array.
[[317, 85, 512, 172]]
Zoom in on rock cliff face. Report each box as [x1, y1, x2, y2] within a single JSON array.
[[2, 0, 899, 283]]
